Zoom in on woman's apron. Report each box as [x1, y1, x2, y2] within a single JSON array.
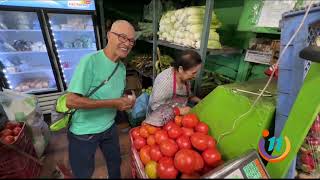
[[144, 70, 190, 126]]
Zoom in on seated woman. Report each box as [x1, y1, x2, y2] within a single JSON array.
[[144, 50, 202, 126]]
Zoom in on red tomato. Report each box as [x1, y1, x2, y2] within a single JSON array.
[[1, 129, 13, 137], [131, 128, 141, 139], [191, 151, 204, 171], [133, 136, 146, 150], [195, 122, 209, 134], [157, 157, 178, 179], [174, 149, 196, 174], [202, 148, 222, 167], [190, 133, 209, 151], [174, 116, 183, 127], [207, 136, 216, 149], [146, 124, 158, 135], [2, 135, 14, 144], [139, 126, 149, 138], [149, 145, 163, 162], [163, 121, 176, 131], [160, 139, 178, 157], [154, 130, 168, 145], [5, 122, 19, 130], [176, 136, 192, 149], [182, 114, 199, 128], [167, 125, 182, 139], [12, 127, 21, 136], [181, 127, 194, 137], [147, 135, 156, 146], [139, 145, 151, 165]]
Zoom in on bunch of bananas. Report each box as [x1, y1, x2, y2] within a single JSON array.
[[141, 86, 152, 95], [130, 54, 153, 77], [155, 55, 173, 74]]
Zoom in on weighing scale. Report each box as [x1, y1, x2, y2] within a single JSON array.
[[202, 150, 270, 179]]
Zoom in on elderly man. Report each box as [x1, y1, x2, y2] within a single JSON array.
[[66, 20, 136, 178]]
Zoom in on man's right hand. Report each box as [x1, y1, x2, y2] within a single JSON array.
[[114, 96, 135, 111]]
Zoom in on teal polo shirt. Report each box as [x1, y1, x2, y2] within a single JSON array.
[[67, 50, 126, 135]]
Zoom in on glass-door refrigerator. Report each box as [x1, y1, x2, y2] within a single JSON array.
[[45, 13, 98, 86], [0, 0, 100, 114], [0, 10, 61, 94]]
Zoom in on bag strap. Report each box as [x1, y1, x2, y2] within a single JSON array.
[[86, 62, 120, 97], [68, 62, 120, 115]]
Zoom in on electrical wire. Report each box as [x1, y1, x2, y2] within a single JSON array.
[[216, 1, 315, 145]]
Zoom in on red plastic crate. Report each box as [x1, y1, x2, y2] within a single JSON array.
[[0, 122, 41, 178]]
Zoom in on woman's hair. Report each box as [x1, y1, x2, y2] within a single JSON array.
[[171, 50, 202, 71]]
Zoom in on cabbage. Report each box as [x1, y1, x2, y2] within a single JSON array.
[[157, 6, 223, 49]]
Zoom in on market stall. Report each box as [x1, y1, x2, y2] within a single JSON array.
[[1, 0, 320, 178]]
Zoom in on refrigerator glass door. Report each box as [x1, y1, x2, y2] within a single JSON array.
[[0, 10, 58, 93], [47, 13, 97, 86]]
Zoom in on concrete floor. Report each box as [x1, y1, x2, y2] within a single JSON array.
[[39, 122, 132, 178]]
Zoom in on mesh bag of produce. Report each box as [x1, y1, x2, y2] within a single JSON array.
[[297, 114, 320, 176]]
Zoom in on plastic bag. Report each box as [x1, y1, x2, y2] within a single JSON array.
[[131, 92, 150, 120], [0, 89, 50, 158]]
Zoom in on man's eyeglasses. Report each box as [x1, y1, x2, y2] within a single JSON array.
[[110, 32, 135, 46]]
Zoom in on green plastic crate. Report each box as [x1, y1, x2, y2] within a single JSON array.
[[192, 78, 277, 161]]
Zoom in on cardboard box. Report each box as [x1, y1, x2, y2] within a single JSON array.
[[125, 73, 142, 95]]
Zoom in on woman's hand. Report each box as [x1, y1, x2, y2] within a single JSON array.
[[189, 96, 201, 103], [178, 106, 191, 115]]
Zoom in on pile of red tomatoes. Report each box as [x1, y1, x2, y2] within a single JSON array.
[[0, 121, 23, 145], [131, 113, 223, 179]]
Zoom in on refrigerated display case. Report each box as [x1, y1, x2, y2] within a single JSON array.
[[0, 0, 100, 114], [46, 13, 97, 85], [0, 10, 60, 94]]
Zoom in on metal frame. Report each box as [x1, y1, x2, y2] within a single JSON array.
[[97, 0, 107, 48], [194, 0, 214, 95], [150, 0, 215, 93], [149, 0, 240, 96]]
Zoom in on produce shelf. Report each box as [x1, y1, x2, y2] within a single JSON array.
[[57, 48, 96, 52], [0, 51, 47, 55], [23, 87, 57, 94], [0, 29, 41, 32], [5, 69, 53, 75], [52, 30, 94, 32], [144, 39, 242, 55]]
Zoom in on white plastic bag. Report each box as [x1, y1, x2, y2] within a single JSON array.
[[0, 89, 50, 157]]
